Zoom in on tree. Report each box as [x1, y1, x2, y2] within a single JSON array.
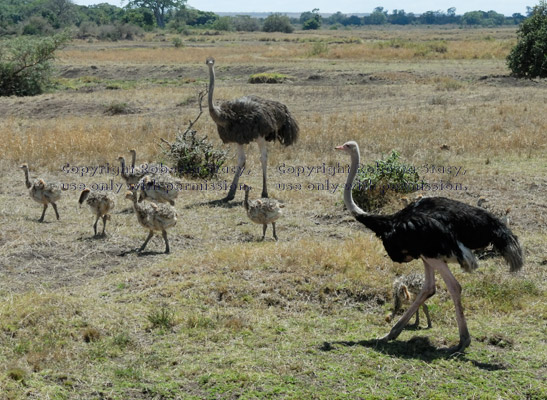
[[0, 32, 70, 96], [507, 0, 547, 78], [366, 8, 387, 25], [262, 13, 293, 33], [301, 8, 321, 30], [123, 0, 186, 28]]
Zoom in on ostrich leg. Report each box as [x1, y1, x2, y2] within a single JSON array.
[[380, 259, 436, 342], [38, 204, 48, 222], [139, 231, 154, 252], [224, 144, 246, 202], [257, 137, 269, 198], [426, 258, 471, 353]]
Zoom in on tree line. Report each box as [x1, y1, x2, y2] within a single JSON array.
[[0, 0, 534, 38]]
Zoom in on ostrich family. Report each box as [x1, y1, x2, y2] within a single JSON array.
[[205, 57, 299, 201], [336, 141, 523, 353]]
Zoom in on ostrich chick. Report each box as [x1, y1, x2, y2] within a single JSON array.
[[243, 184, 284, 241], [125, 190, 177, 253], [385, 272, 432, 329], [138, 174, 180, 206], [20, 163, 62, 222], [78, 188, 115, 236], [118, 155, 147, 186]]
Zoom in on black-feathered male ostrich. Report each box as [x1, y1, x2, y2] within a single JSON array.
[[336, 141, 523, 353], [205, 57, 299, 201]]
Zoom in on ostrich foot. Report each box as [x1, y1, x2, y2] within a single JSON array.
[[443, 335, 471, 354], [222, 193, 235, 202]]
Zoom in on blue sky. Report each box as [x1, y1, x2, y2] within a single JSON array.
[[72, 1, 535, 16]]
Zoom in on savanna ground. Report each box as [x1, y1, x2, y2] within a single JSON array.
[[0, 26, 545, 399]]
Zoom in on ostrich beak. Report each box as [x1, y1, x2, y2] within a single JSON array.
[[334, 145, 344, 150]]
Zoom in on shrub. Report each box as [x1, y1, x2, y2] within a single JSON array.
[[507, 1, 547, 78], [0, 32, 70, 97], [351, 150, 421, 211], [161, 94, 227, 180], [21, 16, 54, 36], [248, 72, 289, 83], [172, 37, 183, 48], [162, 128, 227, 180]]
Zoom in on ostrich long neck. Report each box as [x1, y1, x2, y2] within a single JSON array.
[[207, 64, 228, 127], [23, 168, 31, 189], [130, 151, 136, 169], [343, 147, 392, 237], [243, 189, 250, 211], [119, 157, 127, 179], [344, 148, 366, 217]]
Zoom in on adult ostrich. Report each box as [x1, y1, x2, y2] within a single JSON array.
[[205, 57, 299, 201], [336, 141, 523, 353]]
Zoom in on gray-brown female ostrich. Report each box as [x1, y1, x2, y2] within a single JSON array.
[[206, 57, 299, 201], [336, 141, 523, 353]]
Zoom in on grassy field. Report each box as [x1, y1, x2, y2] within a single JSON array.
[[0, 26, 545, 399]]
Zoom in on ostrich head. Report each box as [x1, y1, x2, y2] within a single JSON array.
[[206, 57, 215, 66], [335, 141, 359, 155], [242, 184, 252, 192], [125, 190, 137, 202], [20, 163, 29, 171]]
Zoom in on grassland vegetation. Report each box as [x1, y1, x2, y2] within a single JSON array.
[[0, 26, 545, 399]]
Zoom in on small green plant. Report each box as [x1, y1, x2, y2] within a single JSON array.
[[172, 37, 184, 48], [161, 91, 227, 180], [308, 42, 329, 57], [7, 367, 26, 382], [147, 304, 176, 330], [104, 101, 134, 115], [248, 72, 289, 84], [352, 150, 421, 211]]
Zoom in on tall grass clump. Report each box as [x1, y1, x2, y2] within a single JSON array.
[[352, 150, 421, 211]]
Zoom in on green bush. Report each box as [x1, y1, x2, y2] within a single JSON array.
[[161, 126, 227, 180], [248, 72, 289, 83], [507, 1, 547, 78], [352, 150, 421, 211], [0, 32, 70, 97]]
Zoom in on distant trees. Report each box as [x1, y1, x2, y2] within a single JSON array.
[[365, 8, 388, 25], [123, 0, 186, 28], [263, 13, 293, 33], [0, 1, 535, 39], [507, 0, 547, 78], [300, 9, 322, 30]]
